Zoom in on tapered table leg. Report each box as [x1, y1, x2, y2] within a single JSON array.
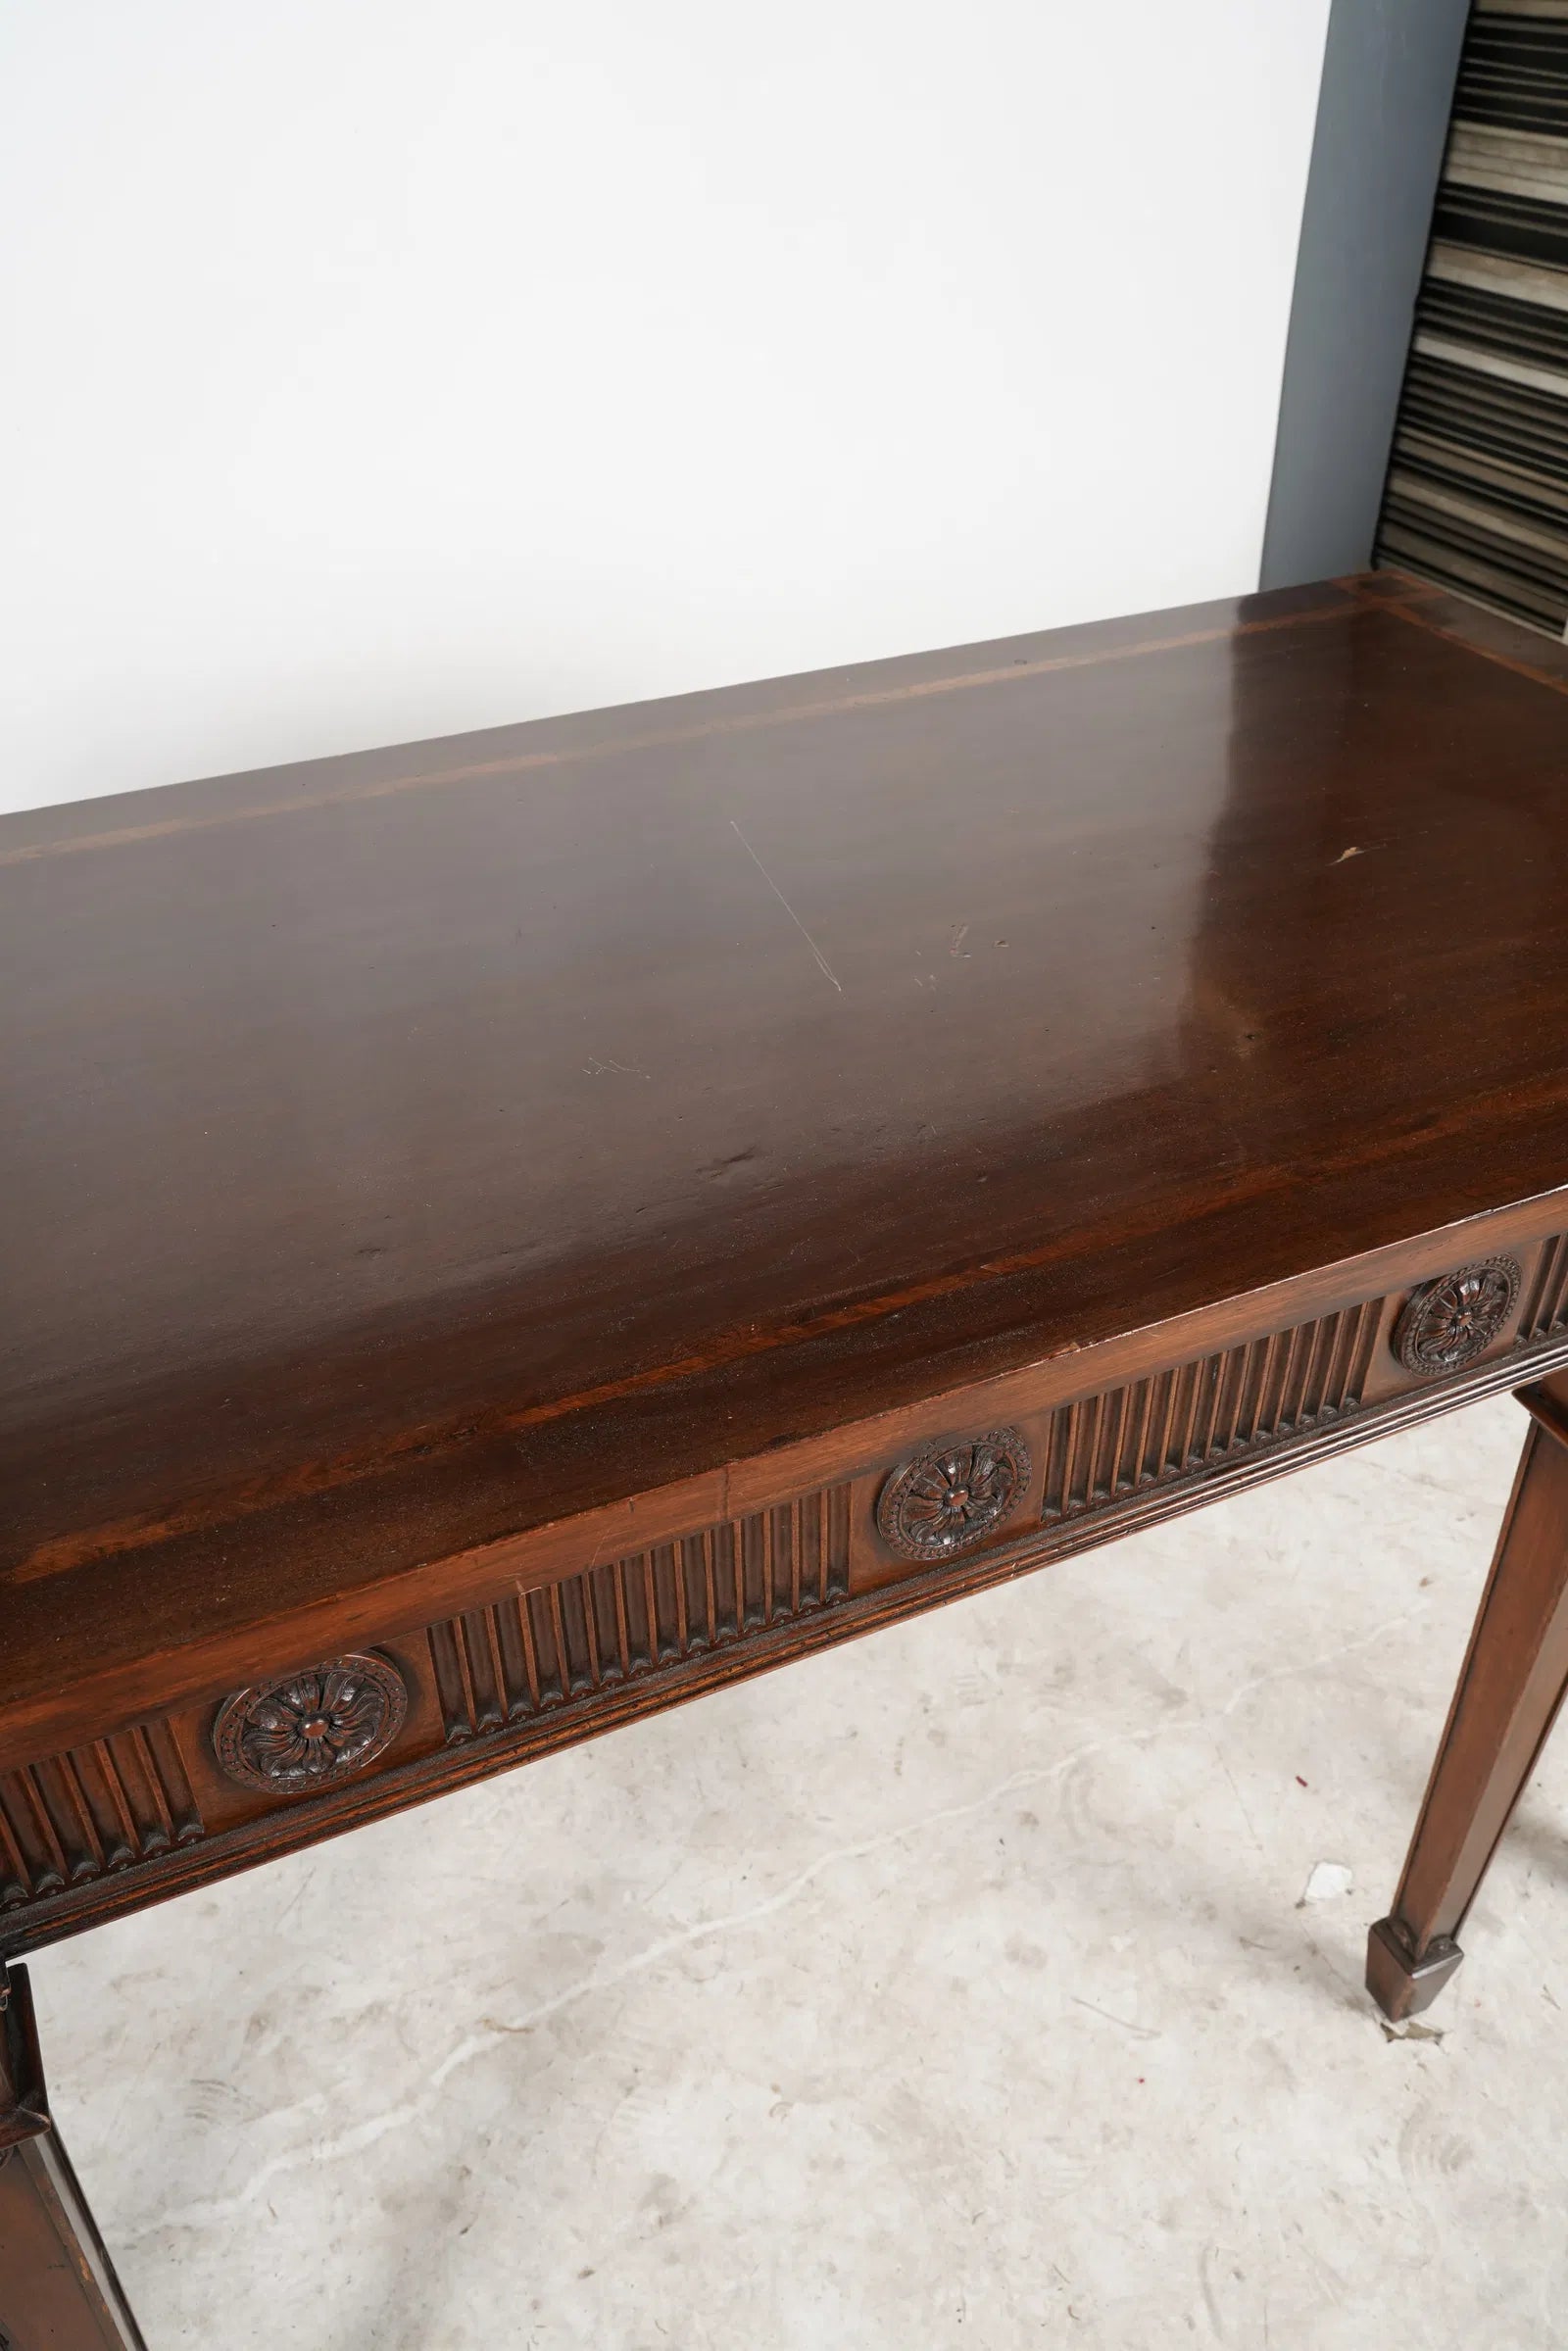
[[0, 1963, 147, 2350], [1367, 1372, 1568, 2021]]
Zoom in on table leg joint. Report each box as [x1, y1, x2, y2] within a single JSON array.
[[1515, 1379, 1568, 1454]]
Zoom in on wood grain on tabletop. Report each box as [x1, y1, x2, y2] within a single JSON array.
[[5, 569, 1568, 1722]]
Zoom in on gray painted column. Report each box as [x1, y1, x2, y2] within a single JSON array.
[[1261, 0, 1471, 590]]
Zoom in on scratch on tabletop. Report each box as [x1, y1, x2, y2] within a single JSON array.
[[1332, 845, 1365, 864], [729, 817, 843, 993]]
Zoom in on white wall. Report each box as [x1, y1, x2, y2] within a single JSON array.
[[0, 1, 1331, 817]]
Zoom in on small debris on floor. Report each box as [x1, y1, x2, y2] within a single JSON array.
[[1298, 1860, 1354, 1906], [1380, 2020, 1446, 2045]]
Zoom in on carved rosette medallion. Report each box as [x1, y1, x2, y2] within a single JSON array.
[[876, 1428, 1032, 1561], [213, 1653, 408, 1795], [1393, 1257, 1521, 1378]]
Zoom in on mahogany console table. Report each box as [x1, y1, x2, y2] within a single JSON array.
[[6, 569, 1568, 2341]]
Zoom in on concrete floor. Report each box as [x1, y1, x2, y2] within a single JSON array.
[[28, 1393, 1568, 2349]]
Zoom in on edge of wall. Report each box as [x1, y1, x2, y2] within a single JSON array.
[[1260, 0, 1472, 590]]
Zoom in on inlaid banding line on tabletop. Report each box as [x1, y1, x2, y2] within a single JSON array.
[[1374, 577, 1568, 696], [1042, 1299, 1383, 1524], [429, 1486, 852, 1742], [11, 559, 1568, 2074], [19, 1095, 1568, 1592], [0, 595, 1364, 871]]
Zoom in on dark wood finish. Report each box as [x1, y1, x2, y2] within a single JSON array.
[[8, 568, 1568, 1769], [1367, 1368, 1568, 2020], [0, 1966, 147, 2348], [875, 1429, 1032, 1560], [6, 564, 1568, 2316], [211, 1653, 409, 1793], [1392, 1258, 1524, 1378]]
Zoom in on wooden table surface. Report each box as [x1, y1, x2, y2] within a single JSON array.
[[7, 566, 1568, 2340], [7, 569, 1568, 1771]]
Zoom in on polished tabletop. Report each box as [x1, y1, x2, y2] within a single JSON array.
[[5, 571, 1568, 1718]]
